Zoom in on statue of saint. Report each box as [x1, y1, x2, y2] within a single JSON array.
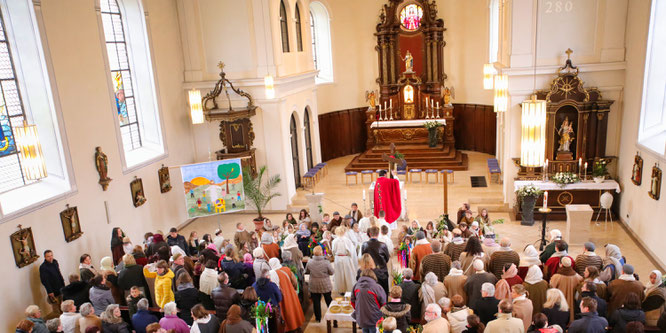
[[402, 50, 414, 73], [556, 117, 575, 152], [95, 146, 112, 190]]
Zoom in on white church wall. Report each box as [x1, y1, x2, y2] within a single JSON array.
[[616, 0, 666, 268], [0, 1, 194, 330]]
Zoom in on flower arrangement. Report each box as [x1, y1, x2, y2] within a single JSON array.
[[435, 214, 451, 234], [308, 238, 327, 256], [515, 184, 544, 198], [392, 270, 404, 286], [251, 300, 272, 333], [592, 160, 608, 178], [407, 324, 423, 333], [376, 317, 385, 332], [397, 241, 410, 269], [389, 151, 405, 160], [552, 172, 580, 187], [423, 121, 441, 130], [278, 233, 288, 247]]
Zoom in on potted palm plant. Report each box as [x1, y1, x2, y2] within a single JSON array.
[[243, 166, 281, 231]]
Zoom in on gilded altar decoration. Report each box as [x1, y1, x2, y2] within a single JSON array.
[[60, 205, 83, 242], [158, 165, 172, 193], [130, 177, 146, 207], [11, 225, 39, 268], [365, 90, 377, 108], [95, 146, 112, 191], [649, 164, 662, 200], [631, 153, 643, 186]]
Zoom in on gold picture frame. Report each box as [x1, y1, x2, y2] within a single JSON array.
[[649, 164, 662, 200], [130, 177, 147, 207], [60, 205, 83, 242], [158, 165, 172, 193], [631, 153, 643, 186], [10, 225, 39, 268]]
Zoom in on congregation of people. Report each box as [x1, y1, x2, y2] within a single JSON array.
[[21, 203, 666, 333]]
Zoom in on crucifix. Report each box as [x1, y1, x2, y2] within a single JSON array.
[[381, 143, 402, 179], [565, 48, 573, 60]]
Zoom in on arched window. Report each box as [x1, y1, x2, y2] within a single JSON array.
[[309, 1, 333, 83], [98, 0, 165, 170], [488, 0, 500, 63], [304, 108, 313, 170], [295, 3, 303, 52], [280, 0, 290, 53], [0, 0, 73, 217]]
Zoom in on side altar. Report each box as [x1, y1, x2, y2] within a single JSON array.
[[345, 0, 467, 172]]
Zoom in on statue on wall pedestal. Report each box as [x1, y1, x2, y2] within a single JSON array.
[[95, 146, 112, 191], [556, 117, 575, 152], [402, 50, 414, 73]]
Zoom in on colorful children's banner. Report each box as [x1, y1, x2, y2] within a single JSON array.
[[180, 158, 245, 218]]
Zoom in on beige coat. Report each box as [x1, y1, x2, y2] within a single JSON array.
[[422, 316, 451, 333], [550, 272, 583, 323], [512, 297, 533, 332], [444, 274, 468, 305], [485, 313, 525, 333]]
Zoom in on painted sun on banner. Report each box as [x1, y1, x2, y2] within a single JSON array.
[[180, 158, 245, 218]]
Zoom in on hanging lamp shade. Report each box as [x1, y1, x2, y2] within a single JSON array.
[[483, 63, 495, 90], [493, 74, 508, 112], [264, 75, 275, 99], [188, 89, 204, 124], [15, 121, 47, 180], [520, 94, 547, 167]]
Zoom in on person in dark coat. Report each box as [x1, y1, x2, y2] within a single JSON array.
[[211, 272, 241, 322], [576, 281, 607, 319], [380, 286, 411, 333], [464, 259, 498, 310], [220, 249, 251, 290], [569, 297, 608, 333], [351, 269, 387, 332], [398, 268, 422, 324], [146, 234, 168, 258], [609, 292, 646, 333], [167, 227, 190, 256], [362, 226, 391, 294], [253, 270, 282, 307], [131, 298, 158, 333], [110, 227, 125, 266], [60, 274, 90, 308], [539, 230, 565, 263], [174, 272, 199, 326], [239, 287, 259, 324], [39, 250, 66, 316], [472, 282, 500, 325], [118, 254, 152, 303]]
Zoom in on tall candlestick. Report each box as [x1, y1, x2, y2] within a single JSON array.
[[436, 102, 439, 109], [390, 99, 392, 109], [384, 101, 387, 111], [578, 158, 582, 172], [363, 189, 366, 201], [584, 162, 588, 180], [543, 191, 548, 209], [426, 98, 429, 108]]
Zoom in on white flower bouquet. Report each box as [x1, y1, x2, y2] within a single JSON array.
[[552, 172, 580, 187]]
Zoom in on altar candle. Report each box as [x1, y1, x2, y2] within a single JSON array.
[[363, 189, 366, 201], [426, 98, 429, 108], [404, 189, 407, 200], [384, 101, 387, 110], [437, 102, 440, 109], [584, 162, 588, 179], [543, 191, 548, 209], [390, 99, 393, 109], [579, 158, 582, 170]]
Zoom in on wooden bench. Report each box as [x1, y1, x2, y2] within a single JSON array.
[[487, 158, 501, 184]]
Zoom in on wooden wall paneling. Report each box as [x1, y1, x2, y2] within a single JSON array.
[[318, 108, 369, 162]]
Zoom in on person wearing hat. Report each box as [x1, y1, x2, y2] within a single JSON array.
[[464, 259, 498, 309], [347, 203, 363, 224], [539, 229, 567, 263], [574, 242, 603, 276], [329, 211, 343, 232], [608, 264, 646, 317], [213, 229, 225, 253], [549, 256, 583, 323], [444, 228, 467, 262]]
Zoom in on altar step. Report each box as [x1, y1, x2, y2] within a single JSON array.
[[468, 196, 511, 214], [345, 144, 468, 172]]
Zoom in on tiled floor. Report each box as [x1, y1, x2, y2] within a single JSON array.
[[181, 151, 657, 332]]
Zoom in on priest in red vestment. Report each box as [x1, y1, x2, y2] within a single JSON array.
[[374, 170, 402, 225]]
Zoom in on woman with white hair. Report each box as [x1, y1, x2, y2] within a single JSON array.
[[100, 304, 129, 332], [24, 305, 48, 333], [158, 302, 189, 333], [252, 247, 270, 279], [419, 272, 447, 315], [542, 288, 570, 329], [58, 300, 80, 333], [332, 226, 359, 294], [77, 302, 101, 333]]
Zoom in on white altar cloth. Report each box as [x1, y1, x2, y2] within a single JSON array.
[[369, 180, 406, 224], [370, 119, 446, 128], [513, 180, 621, 193]]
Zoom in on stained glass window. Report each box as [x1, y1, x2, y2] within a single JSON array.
[[0, 9, 30, 193], [280, 1, 290, 52], [295, 4, 303, 52], [400, 4, 423, 31], [310, 11, 318, 70], [100, 0, 142, 151]]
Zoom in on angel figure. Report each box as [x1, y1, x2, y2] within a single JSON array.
[[365, 90, 377, 108], [556, 117, 575, 152]]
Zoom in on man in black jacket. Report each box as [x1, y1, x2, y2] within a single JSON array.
[[576, 281, 607, 319], [398, 268, 422, 324], [569, 297, 608, 333], [362, 226, 390, 293], [39, 250, 65, 316], [167, 227, 190, 255], [473, 282, 500, 325], [60, 274, 91, 308], [211, 272, 240, 321]]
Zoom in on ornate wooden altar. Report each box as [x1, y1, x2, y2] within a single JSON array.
[[346, 0, 467, 172], [513, 52, 614, 179], [203, 62, 257, 175]]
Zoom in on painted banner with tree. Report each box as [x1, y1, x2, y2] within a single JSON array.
[[180, 158, 245, 218]]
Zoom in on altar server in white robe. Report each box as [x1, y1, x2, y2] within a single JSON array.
[[347, 222, 364, 255], [332, 226, 358, 294]]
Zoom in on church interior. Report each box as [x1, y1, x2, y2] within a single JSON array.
[[1, 0, 665, 332]]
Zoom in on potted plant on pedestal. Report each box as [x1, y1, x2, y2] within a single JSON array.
[[592, 160, 608, 183], [243, 166, 282, 231], [423, 121, 441, 147], [516, 184, 543, 226]]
